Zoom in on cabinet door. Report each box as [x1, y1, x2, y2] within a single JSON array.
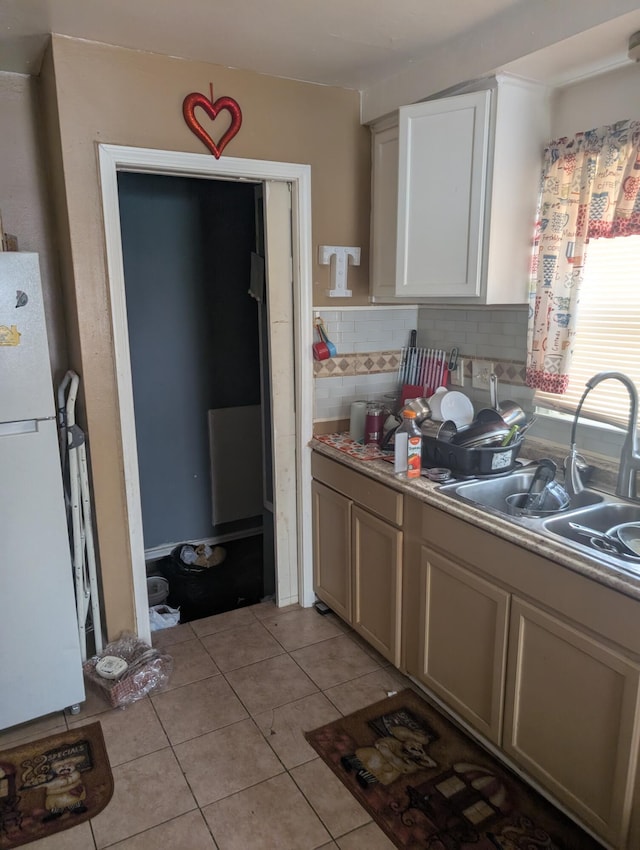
[[416, 546, 509, 744], [312, 480, 351, 621], [352, 505, 403, 665], [504, 597, 640, 847], [370, 122, 399, 300], [396, 90, 490, 299]]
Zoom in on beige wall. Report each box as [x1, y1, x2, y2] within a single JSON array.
[[552, 63, 640, 139], [0, 71, 67, 377], [44, 35, 370, 638]]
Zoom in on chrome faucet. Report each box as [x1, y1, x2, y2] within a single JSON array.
[[565, 371, 640, 501]]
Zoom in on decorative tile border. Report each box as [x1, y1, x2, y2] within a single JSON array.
[[488, 360, 527, 387], [459, 358, 526, 387], [314, 350, 527, 386], [313, 350, 401, 378]]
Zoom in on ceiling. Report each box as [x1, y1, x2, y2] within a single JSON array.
[[1, 0, 639, 93]]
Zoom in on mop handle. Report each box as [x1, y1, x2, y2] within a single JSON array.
[[65, 371, 81, 430], [57, 370, 74, 427]]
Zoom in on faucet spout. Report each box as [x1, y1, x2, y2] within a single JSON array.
[[564, 445, 586, 499], [568, 372, 640, 501]]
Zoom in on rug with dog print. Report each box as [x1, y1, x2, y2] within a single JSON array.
[[306, 689, 604, 849], [0, 722, 113, 848]]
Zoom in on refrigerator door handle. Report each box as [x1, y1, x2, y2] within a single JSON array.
[[0, 419, 39, 437]]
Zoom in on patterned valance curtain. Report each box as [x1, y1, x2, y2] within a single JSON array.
[[526, 120, 640, 394]]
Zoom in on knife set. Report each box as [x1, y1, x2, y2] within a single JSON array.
[[398, 343, 454, 405]]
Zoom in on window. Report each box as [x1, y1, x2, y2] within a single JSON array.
[[536, 234, 640, 429]]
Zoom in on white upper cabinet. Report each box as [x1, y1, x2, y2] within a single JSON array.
[[369, 118, 399, 301], [397, 90, 490, 299], [370, 75, 550, 304]]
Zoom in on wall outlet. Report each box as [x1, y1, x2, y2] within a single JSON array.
[[472, 359, 494, 389], [450, 357, 465, 387]]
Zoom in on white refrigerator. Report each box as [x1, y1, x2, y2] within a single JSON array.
[[0, 252, 85, 730]]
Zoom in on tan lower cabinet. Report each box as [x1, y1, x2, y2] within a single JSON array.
[[311, 452, 404, 665], [312, 479, 351, 622], [311, 463, 640, 849], [504, 597, 640, 848], [413, 546, 509, 744], [351, 505, 403, 664], [403, 497, 640, 849]]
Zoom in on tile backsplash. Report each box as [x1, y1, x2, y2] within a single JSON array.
[[313, 303, 626, 477], [418, 305, 534, 412], [317, 307, 419, 353], [417, 305, 529, 363], [313, 305, 533, 425], [314, 307, 418, 422]]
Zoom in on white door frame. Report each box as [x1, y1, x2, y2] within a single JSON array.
[[98, 144, 315, 642]]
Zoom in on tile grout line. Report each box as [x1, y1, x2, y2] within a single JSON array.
[[172, 608, 329, 848], [7, 604, 397, 848], [189, 609, 378, 848], [141, 670, 218, 850]]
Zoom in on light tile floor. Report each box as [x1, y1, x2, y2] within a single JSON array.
[[1, 602, 416, 849]]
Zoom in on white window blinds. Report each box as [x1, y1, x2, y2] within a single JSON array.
[[536, 234, 640, 429]]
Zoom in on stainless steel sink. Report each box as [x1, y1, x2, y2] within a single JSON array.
[[543, 503, 640, 547], [438, 471, 604, 515], [436, 466, 640, 575]]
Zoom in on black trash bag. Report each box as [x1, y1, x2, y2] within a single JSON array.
[[155, 537, 264, 623]]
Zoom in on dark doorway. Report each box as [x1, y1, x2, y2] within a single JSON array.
[[117, 171, 275, 615]]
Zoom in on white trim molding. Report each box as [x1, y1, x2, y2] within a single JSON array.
[[97, 144, 315, 642]]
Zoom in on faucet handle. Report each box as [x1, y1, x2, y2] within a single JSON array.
[[563, 448, 589, 497], [563, 450, 588, 471]]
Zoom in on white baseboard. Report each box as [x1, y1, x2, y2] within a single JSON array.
[[145, 526, 262, 564]]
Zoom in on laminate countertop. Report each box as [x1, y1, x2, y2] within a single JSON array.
[[310, 438, 640, 605]]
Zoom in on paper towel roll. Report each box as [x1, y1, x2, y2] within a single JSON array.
[[349, 401, 367, 443]]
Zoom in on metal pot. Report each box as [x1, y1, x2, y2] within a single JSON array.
[[380, 397, 432, 450], [497, 401, 528, 428], [475, 408, 507, 426], [400, 397, 432, 425], [489, 374, 527, 428], [608, 522, 640, 557], [421, 418, 457, 442], [506, 485, 570, 517], [450, 420, 510, 448], [569, 522, 640, 558]]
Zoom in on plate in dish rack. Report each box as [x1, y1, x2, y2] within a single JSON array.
[[440, 391, 474, 428]]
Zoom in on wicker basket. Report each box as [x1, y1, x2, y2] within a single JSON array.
[[84, 633, 173, 708]]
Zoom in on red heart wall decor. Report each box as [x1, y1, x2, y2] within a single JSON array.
[[182, 88, 243, 159]]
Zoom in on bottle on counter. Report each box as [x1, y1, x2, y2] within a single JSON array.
[[394, 409, 422, 479], [364, 401, 386, 446]]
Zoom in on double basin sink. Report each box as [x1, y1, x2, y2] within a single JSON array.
[[437, 468, 640, 575]]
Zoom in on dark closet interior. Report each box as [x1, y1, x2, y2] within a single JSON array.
[[117, 172, 275, 620]]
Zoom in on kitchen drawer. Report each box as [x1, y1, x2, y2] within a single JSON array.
[[312, 453, 403, 527]]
